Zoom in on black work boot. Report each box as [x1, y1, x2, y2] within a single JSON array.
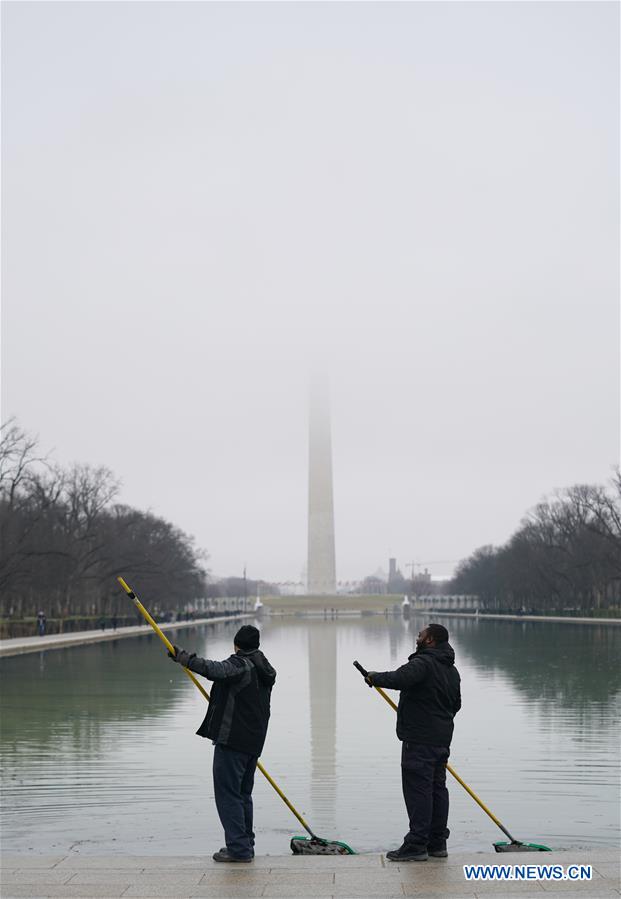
[[219, 846, 255, 858], [428, 844, 448, 858], [386, 843, 428, 862], [212, 849, 252, 863]]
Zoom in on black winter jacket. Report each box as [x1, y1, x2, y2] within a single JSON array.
[[371, 643, 461, 747], [180, 648, 276, 756]]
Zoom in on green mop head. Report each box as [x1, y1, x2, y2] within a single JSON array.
[[290, 836, 356, 855], [494, 841, 552, 852]]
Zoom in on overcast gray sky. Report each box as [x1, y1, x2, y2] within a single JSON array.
[[2, 1, 619, 583]]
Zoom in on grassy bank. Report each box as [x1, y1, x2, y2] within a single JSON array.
[[262, 594, 403, 612]]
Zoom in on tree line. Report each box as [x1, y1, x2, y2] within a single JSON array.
[[0, 420, 210, 622], [448, 475, 621, 613]]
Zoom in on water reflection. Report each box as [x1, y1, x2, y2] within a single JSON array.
[[308, 622, 337, 822], [442, 616, 621, 714], [0, 623, 240, 750], [387, 614, 405, 662]]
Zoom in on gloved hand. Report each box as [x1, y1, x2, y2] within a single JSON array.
[[168, 645, 192, 667], [365, 672, 376, 688]]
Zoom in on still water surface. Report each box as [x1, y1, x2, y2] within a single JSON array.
[[1, 614, 619, 855]]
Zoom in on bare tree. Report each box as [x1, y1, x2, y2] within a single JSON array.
[[0, 421, 209, 623], [450, 477, 621, 614], [0, 419, 46, 508]]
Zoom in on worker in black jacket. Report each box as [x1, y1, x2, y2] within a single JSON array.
[[169, 625, 276, 863], [366, 623, 461, 862]]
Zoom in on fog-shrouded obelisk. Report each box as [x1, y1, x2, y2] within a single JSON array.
[[307, 377, 336, 594]]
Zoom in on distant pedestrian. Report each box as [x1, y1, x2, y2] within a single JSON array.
[[168, 625, 276, 862], [365, 624, 461, 861], [36, 611, 46, 637], [111, 614, 118, 631]]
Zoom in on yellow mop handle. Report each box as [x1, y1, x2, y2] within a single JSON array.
[[369, 679, 513, 838], [117, 577, 210, 701], [116, 577, 316, 839]]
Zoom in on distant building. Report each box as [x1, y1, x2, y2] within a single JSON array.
[[388, 557, 406, 594], [418, 567, 432, 586]]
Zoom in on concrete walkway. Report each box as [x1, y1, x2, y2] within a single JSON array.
[[0, 849, 618, 898], [0, 615, 252, 658]]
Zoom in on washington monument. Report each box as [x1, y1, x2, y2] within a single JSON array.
[[307, 378, 336, 594]]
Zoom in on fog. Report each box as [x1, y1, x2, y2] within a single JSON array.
[[2, 2, 618, 583]]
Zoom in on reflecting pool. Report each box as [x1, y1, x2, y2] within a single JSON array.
[[1, 614, 619, 855]]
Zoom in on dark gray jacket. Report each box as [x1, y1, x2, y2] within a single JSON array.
[[371, 642, 461, 746], [177, 648, 276, 756]]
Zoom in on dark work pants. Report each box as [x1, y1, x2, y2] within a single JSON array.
[[401, 742, 450, 849], [213, 744, 257, 858]]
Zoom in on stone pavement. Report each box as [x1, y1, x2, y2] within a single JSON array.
[[0, 849, 618, 898], [0, 615, 251, 658]]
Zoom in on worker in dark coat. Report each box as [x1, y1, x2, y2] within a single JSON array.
[[169, 624, 276, 862], [366, 623, 461, 862]]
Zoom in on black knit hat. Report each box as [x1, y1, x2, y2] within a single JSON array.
[[234, 625, 260, 650]]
